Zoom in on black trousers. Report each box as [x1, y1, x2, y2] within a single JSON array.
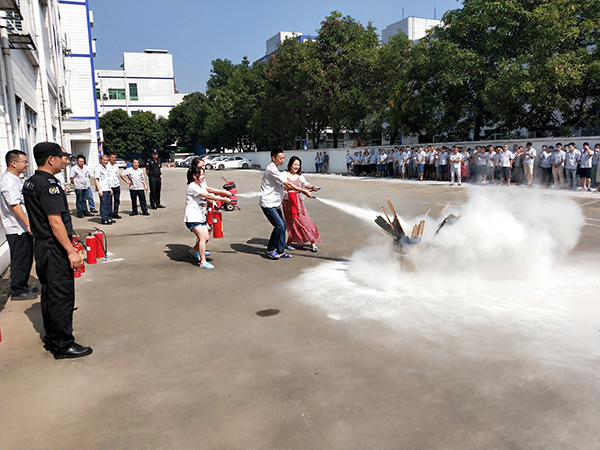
[[149, 176, 161, 207], [130, 189, 148, 213], [34, 238, 75, 353], [111, 186, 121, 216], [7, 233, 34, 295]]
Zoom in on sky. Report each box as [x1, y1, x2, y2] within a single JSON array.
[[88, 0, 462, 94]]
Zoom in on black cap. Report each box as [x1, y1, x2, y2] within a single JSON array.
[[33, 142, 70, 159], [151, 149, 158, 154]]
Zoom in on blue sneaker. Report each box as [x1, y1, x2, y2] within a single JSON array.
[[199, 262, 214, 269], [189, 249, 200, 261]]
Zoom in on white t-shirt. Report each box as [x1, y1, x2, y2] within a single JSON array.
[[94, 164, 111, 192], [565, 150, 580, 170], [184, 182, 209, 223], [552, 150, 566, 167], [500, 150, 514, 168], [523, 147, 537, 165], [449, 153, 462, 169], [461, 151, 471, 166], [108, 162, 120, 188], [580, 148, 593, 169], [0, 171, 28, 235], [539, 151, 553, 169], [123, 167, 146, 190], [259, 162, 287, 208], [439, 151, 448, 165], [71, 165, 91, 190]]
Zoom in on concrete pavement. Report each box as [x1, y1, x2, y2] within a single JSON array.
[[1, 167, 599, 450]]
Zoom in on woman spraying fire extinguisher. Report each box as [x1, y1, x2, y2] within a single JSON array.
[[282, 156, 321, 252], [184, 165, 232, 269]]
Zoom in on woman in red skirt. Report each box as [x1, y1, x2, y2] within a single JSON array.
[[282, 156, 321, 252]]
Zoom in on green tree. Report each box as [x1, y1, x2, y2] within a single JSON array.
[[168, 92, 209, 152]]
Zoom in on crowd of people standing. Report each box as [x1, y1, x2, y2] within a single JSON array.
[[345, 142, 600, 190]]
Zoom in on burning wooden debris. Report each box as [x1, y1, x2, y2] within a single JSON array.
[[374, 199, 460, 257]]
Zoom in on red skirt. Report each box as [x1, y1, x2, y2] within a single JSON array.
[[282, 197, 321, 245], [461, 164, 470, 179]]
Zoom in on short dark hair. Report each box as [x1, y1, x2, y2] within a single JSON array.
[[526, 142, 532, 146], [583, 142, 589, 146], [108, 152, 116, 157], [132, 158, 139, 163], [6, 149, 26, 166], [270, 149, 284, 159], [286, 156, 303, 175], [77, 154, 86, 163]]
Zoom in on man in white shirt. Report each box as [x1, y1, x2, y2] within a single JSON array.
[[345, 150, 352, 173], [449, 146, 463, 186], [94, 154, 113, 225], [564, 143, 581, 190], [70, 154, 93, 218], [579, 142, 594, 191], [108, 152, 122, 219], [522, 142, 537, 186], [259, 150, 313, 259], [0, 150, 38, 300], [538, 145, 554, 187], [551, 143, 566, 188], [499, 145, 514, 186], [120, 158, 149, 216]]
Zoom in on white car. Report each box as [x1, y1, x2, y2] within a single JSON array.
[[205, 155, 227, 170], [214, 156, 252, 170], [115, 158, 127, 168]]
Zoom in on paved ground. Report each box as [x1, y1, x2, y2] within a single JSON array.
[[1, 167, 599, 450]]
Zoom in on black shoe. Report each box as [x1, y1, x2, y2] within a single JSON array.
[[150, 206, 157, 210], [101, 220, 113, 225], [142, 211, 150, 216], [83, 211, 93, 216], [11, 290, 38, 300], [27, 285, 39, 293], [157, 205, 166, 208], [112, 214, 122, 219], [90, 208, 98, 213], [53, 343, 93, 359], [129, 211, 138, 216], [76, 213, 84, 218]]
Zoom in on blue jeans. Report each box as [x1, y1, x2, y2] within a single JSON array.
[[261, 206, 286, 254], [100, 191, 112, 222], [86, 187, 96, 209], [75, 189, 88, 215], [565, 169, 577, 189]]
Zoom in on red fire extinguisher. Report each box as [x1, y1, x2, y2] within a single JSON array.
[[72, 236, 85, 278], [86, 233, 97, 264], [288, 191, 300, 219], [212, 209, 223, 239], [93, 228, 107, 260]]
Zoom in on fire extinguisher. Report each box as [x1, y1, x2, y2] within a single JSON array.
[[72, 236, 85, 278], [288, 191, 300, 219], [86, 233, 97, 264], [93, 228, 107, 260], [212, 209, 223, 239], [206, 205, 213, 228]]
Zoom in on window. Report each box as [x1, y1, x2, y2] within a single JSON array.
[[129, 83, 138, 101], [96, 89, 100, 100], [108, 88, 126, 100]]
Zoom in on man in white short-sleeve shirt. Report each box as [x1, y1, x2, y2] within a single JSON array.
[[259, 150, 313, 259], [0, 150, 38, 300], [94, 154, 113, 225], [120, 158, 149, 216], [70, 155, 93, 218], [522, 142, 537, 186]]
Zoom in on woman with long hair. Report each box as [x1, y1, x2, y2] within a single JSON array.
[[282, 156, 321, 252]]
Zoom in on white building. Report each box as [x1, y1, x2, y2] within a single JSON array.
[[381, 17, 441, 44], [0, 0, 99, 273], [257, 31, 316, 63], [95, 50, 185, 118]]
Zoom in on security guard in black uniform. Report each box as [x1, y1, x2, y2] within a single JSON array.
[[23, 142, 92, 359], [146, 149, 165, 209]]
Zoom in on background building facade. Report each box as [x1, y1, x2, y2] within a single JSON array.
[[95, 49, 185, 118]]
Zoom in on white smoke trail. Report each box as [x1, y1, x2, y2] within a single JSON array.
[[237, 191, 261, 198], [290, 187, 597, 369]]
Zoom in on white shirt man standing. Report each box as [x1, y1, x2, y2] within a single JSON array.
[[522, 142, 537, 186], [70, 155, 93, 218], [259, 150, 312, 259], [120, 158, 150, 216], [0, 150, 38, 300]]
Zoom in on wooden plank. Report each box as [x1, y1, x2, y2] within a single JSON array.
[[434, 202, 450, 220]]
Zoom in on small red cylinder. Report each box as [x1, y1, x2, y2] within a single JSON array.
[[212, 209, 223, 239], [288, 191, 299, 219], [94, 231, 105, 259], [86, 234, 97, 264]]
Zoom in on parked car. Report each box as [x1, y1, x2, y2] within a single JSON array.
[[176, 156, 195, 167], [215, 156, 252, 170], [205, 155, 227, 170], [115, 158, 127, 168]]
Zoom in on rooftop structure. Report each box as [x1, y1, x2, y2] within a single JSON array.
[[382, 17, 441, 44]]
